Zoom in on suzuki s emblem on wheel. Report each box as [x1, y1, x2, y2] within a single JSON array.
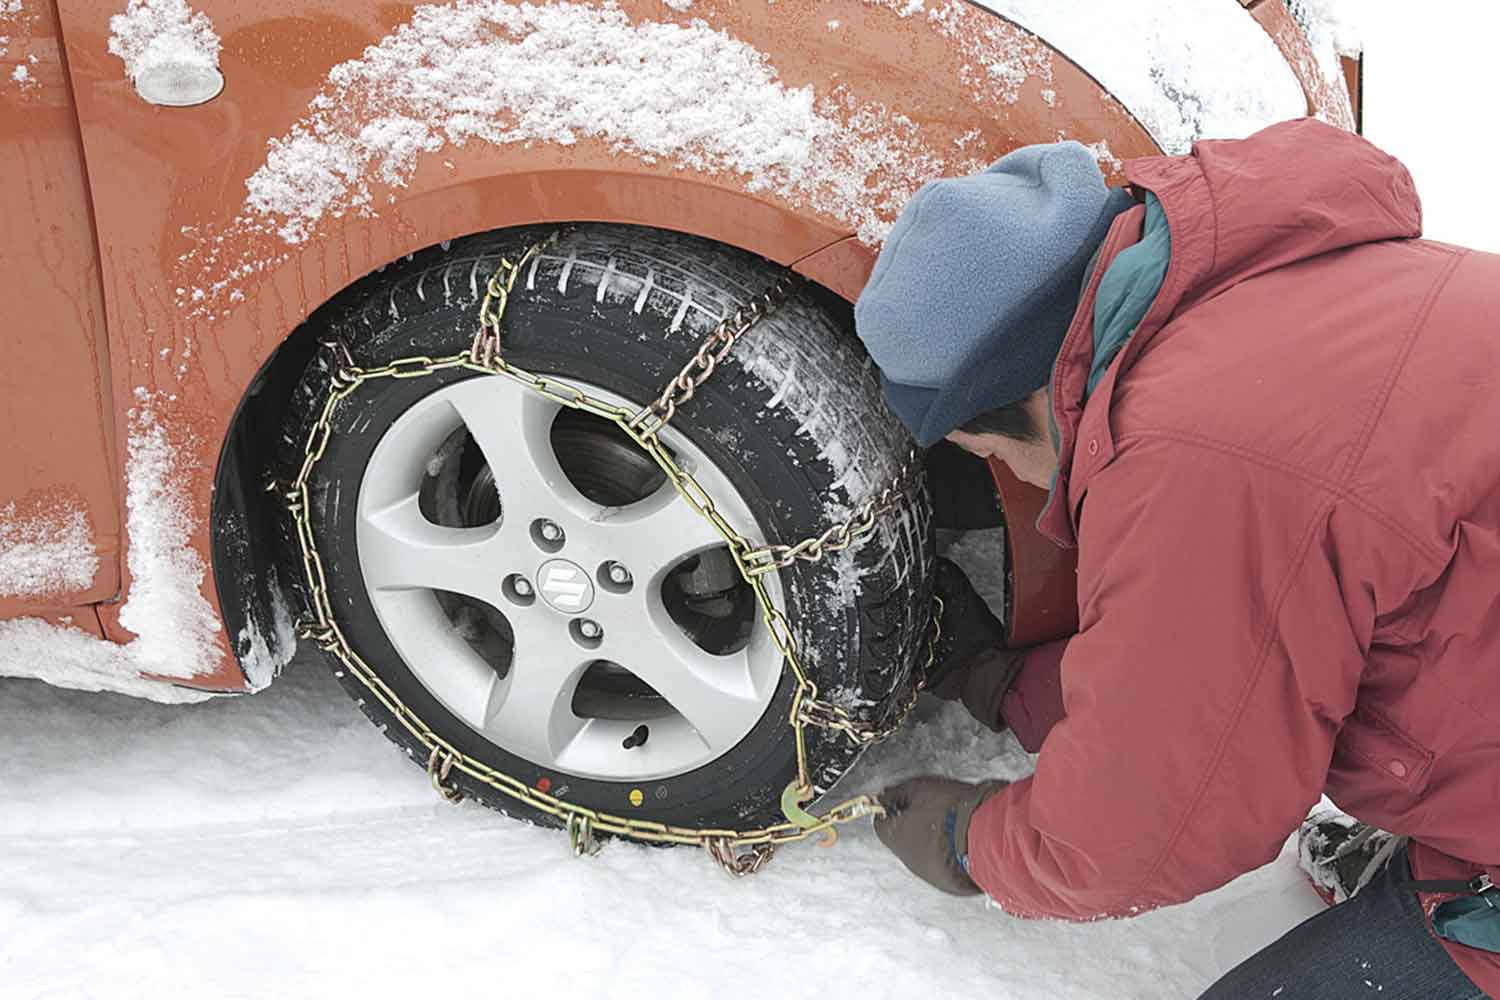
[[536, 559, 595, 614]]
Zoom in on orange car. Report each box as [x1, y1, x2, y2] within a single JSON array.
[[0, 0, 1360, 837]]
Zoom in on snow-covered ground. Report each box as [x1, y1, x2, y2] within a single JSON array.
[[3, 3, 1496, 998], [0, 531, 1328, 999], [0, 640, 1328, 999]]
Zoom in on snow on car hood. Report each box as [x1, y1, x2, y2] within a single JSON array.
[[965, 0, 1309, 154]]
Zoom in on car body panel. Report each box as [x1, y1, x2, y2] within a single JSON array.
[[1249, 0, 1358, 132], [0, 0, 1355, 694], [0, 0, 121, 620]]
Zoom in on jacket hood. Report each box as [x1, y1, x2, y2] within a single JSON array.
[[1039, 118, 1423, 549], [1125, 118, 1423, 343]]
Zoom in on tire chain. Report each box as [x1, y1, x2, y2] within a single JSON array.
[[284, 233, 938, 875]]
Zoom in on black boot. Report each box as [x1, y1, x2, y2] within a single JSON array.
[[1298, 809, 1401, 905], [924, 557, 1007, 700]]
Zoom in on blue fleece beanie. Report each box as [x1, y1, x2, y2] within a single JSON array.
[[855, 142, 1133, 446]]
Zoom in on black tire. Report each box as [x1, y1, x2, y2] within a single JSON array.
[[279, 225, 933, 831]]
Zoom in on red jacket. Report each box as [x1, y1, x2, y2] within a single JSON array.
[[967, 119, 1500, 995]]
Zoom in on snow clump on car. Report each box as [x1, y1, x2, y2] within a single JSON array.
[[107, 0, 219, 81], [0, 504, 98, 599]]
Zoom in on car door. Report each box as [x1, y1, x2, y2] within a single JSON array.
[[0, 0, 121, 618]]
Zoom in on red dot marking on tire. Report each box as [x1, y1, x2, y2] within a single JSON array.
[[536, 777, 552, 793]]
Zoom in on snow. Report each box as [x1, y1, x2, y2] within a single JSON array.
[[968, 0, 1307, 154], [0, 398, 220, 700], [240, 1, 971, 246], [1290, 0, 1364, 59], [106, 0, 219, 82], [0, 503, 97, 598], [234, 575, 297, 691], [1281, 0, 1364, 128], [0, 0, 26, 62], [116, 396, 222, 679], [0, 618, 212, 703], [867, 0, 1056, 109], [0, 651, 1329, 997]]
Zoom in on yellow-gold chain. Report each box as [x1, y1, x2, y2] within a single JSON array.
[[286, 234, 935, 875]]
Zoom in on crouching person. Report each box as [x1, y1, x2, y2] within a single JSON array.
[[856, 120, 1499, 999]]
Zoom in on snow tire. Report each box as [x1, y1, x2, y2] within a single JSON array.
[[279, 225, 933, 832]]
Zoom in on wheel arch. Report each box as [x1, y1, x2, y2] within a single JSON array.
[[208, 189, 851, 693]]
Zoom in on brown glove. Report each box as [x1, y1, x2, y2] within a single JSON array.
[[873, 776, 1007, 896], [958, 648, 1027, 733]]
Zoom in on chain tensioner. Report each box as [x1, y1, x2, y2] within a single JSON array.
[[286, 232, 937, 875]]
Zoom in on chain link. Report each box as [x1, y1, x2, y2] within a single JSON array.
[[741, 451, 923, 578], [286, 234, 934, 875], [427, 747, 465, 805], [627, 275, 797, 438]]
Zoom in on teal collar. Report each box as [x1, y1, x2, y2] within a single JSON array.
[[1087, 192, 1171, 398]]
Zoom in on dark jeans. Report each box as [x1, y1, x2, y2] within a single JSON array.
[[1201, 847, 1487, 999]]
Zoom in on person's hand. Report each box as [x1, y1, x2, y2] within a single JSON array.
[[873, 776, 1007, 895], [957, 648, 1026, 733], [924, 557, 1007, 699]]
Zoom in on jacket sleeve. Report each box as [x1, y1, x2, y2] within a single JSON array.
[[966, 439, 1369, 919], [1000, 639, 1068, 753]]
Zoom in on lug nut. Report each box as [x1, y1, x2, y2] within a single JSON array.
[[539, 520, 563, 542], [606, 562, 631, 586], [578, 619, 602, 640], [504, 574, 536, 606]]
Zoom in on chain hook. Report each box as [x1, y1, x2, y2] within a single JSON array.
[[780, 781, 837, 848]]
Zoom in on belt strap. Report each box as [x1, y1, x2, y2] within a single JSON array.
[[1400, 873, 1495, 896]]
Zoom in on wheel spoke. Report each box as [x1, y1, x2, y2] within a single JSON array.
[[442, 375, 590, 525], [369, 589, 503, 731], [482, 638, 587, 763], [619, 606, 767, 752], [358, 493, 503, 604], [593, 487, 736, 588]]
